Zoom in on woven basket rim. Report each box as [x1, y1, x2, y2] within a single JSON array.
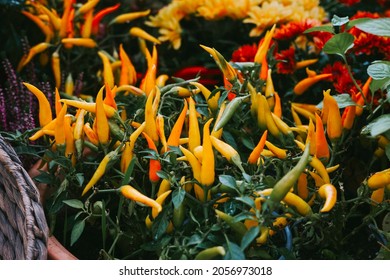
[[0, 135, 49, 260]]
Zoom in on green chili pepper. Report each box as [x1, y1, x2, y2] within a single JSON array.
[[213, 95, 250, 132], [194, 246, 226, 260], [215, 209, 247, 240], [270, 143, 311, 203]]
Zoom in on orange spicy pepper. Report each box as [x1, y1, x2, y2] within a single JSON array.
[[98, 51, 115, 89], [293, 70, 332, 95], [119, 44, 137, 86], [188, 97, 201, 152], [142, 132, 162, 184], [254, 24, 276, 64], [315, 113, 329, 162], [95, 86, 110, 145], [248, 130, 268, 165], [144, 87, 159, 143], [92, 3, 121, 35], [166, 100, 188, 149], [129, 27, 161, 44], [120, 184, 162, 213], [120, 122, 146, 173]]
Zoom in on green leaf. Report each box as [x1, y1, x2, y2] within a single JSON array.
[[331, 15, 349, 26], [224, 240, 245, 260], [63, 199, 84, 209], [235, 196, 255, 208], [70, 219, 85, 246], [386, 145, 390, 162], [323, 33, 354, 57], [219, 175, 237, 189], [304, 24, 334, 34], [172, 187, 186, 209], [152, 209, 169, 240], [241, 226, 260, 250], [346, 18, 371, 30], [33, 171, 54, 184], [361, 114, 390, 137], [367, 61, 390, 80], [370, 78, 390, 92], [75, 173, 84, 187], [355, 18, 390, 37], [121, 157, 135, 185]]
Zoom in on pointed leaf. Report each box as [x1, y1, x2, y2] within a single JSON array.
[[172, 187, 186, 209], [304, 25, 334, 34], [63, 199, 84, 209], [224, 240, 245, 260], [361, 114, 390, 137], [219, 175, 237, 189], [241, 226, 260, 250], [71, 219, 85, 246], [323, 33, 354, 57]]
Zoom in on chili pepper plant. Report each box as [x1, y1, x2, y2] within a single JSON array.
[[0, 0, 389, 260]]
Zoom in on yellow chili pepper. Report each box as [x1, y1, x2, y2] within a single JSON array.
[[54, 104, 68, 149], [254, 24, 275, 64], [95, 86, 110, 145], [144, 87, 159, 143], [318, 183, 337, 213], [109, 9, 151, 25], [367, 168, 390, 189], [166, 100, 188, 149], [61, 38, 97, 48], [81, 9, 94, 38], [320, 89, 331, 125], [155, 114, 168, 154], [188, 97, 201, 152], [201, 119, 215, 187], [64, 114, 76, 165], [262, 94, 281, 138], [76, 0, 99, 16], [97, 51, 115, 89], [265, 69, 275, 109], [265, 141, 287, 159], [60, 99, 117, 118], [21, 42, 51, 69], [157, 179, 171, 198], [72, 108, 85, 150], [129, 27, 161, 44], [271, 113, 292, 137], [291, 103, 316, 122], [371, 187, 385, 205], [82, 150, 119, 196], [23, 82, 53, 127], [21, 11, 53, 42], [120, 184, 161, 213], [29, 118, 57, 141], [210, 135, 245, 173], [140, 62, 157, 97], [152, 190, 172, 218], [308, 170, 325, 187], [120, 122, 146, 173], [156, 74, 169, 87], [189, 81, 220, 112], [306, 119, 317, 156], [310, 156, 330, 184], [211, 100, 226, 140], [51, 51, 61, 90], [65, 73, 74, 96], [295, 59, 318, 70]]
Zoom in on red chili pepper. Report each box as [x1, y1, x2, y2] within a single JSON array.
[[92, 3, 121, 35]]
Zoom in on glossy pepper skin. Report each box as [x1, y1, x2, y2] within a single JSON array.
[[142, 132, 162, 184], [318, 183, 337, 213], [120, 185, 162, 213], [23, 82, 53, 127]]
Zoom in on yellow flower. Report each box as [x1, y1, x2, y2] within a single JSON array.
[[244, 2, 292, 37]]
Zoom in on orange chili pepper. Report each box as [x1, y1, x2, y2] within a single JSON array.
[[341, 105, 356, 130], [21, 11, 53, 42], [103, 83, 117, 109], [259, 57, 268, 81], [315, 113, 329, 162], [54, 104, 68, 149], [20, 42, 51, 69], [324, 93, 342, 143], [92, 3, 121, 35], [81, 9, 94, 38], [142, 132, 162, 184], [371, 187, 385, 205], [83, 122, 99, 146], [367, 168, 390, 189], [166, 100, 188, 149], [119, 44, 137, 86], [355, 77, 372, 116], [293, 71, 332, 95], [295, 59, 318, 70], [297, 173, 309, 200], [23, 82, 53, 127], [76, 0, 99, 16], [273, 91, 282, 118], [59, 0, 73, 39], [248, 130, 268, 165]]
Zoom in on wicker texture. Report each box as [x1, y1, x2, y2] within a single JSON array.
[[0, 136, 48, 260]]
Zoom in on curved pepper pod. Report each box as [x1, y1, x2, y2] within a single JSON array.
[[318, 183, 337, 213], [367, 168, 390, 189]]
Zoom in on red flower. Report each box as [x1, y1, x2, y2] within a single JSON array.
[[275, 47, 296, 74], [322, 61, 361, 95], [274, 19, 321, 41], [311, 31, 333, 50], [231, 44, 258, 62], [338, 0, 360, 6]]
